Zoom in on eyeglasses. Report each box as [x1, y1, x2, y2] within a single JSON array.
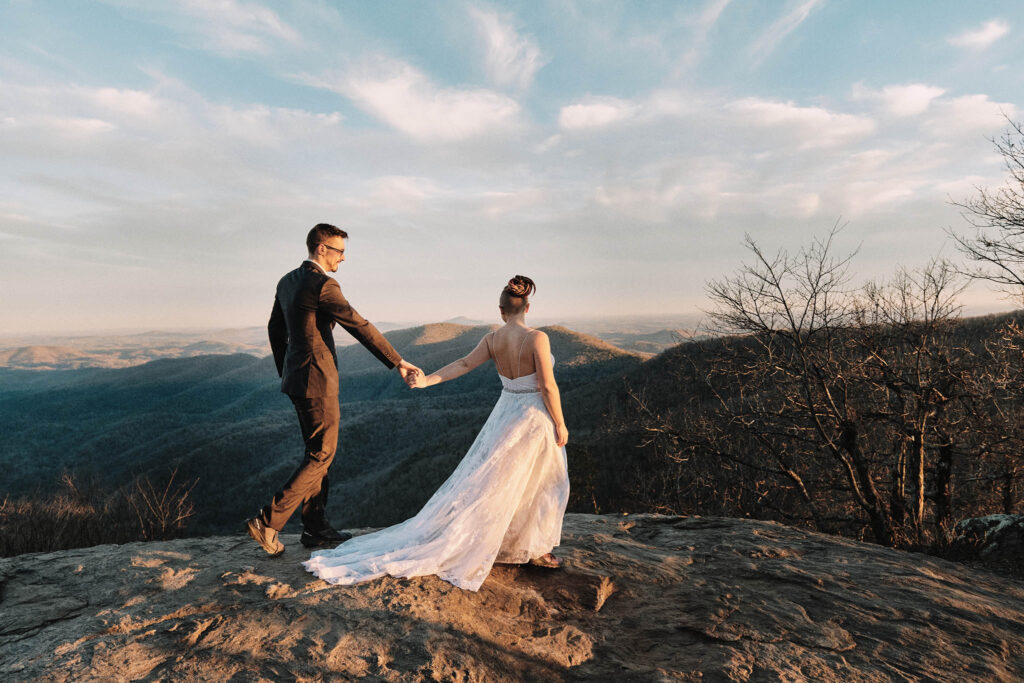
[[320, 243, 345, 256]]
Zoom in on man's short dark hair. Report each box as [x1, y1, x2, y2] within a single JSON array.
[[307, 223, 349, 254]]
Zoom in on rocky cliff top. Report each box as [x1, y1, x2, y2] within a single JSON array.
[[3, 514, 1023, 681]]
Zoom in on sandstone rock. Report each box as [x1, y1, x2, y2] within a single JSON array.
[[1, 514, 1023, 681]]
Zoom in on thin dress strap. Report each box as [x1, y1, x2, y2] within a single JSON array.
[[486, 332, 504, 378], [515, 330, 533, 378]]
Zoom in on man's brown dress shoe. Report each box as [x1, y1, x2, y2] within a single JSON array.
[[246, 517, 285, 556]]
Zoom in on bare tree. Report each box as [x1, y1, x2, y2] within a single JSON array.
[[704, 229, 856, 532], [857, 260, 968, 540], [959, 320, 1024, 516], [648, 228, 973, 547], [596, 155, 1024, 545], [704, 227, 906, 543], [949, 118, 1024, 518], [951, 119, 1024, 298]]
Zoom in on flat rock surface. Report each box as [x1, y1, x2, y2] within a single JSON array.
[[2, 514, 1023, 681]]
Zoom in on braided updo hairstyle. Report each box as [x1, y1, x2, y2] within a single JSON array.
[[499, 275, 536, 315]]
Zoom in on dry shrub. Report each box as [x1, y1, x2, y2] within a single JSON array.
[[0, 468, 198, 557]]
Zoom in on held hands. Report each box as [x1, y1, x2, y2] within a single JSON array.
[[406, 371, 429, 389], [397, 360, 423, 387], [397, 359, 432, 389]]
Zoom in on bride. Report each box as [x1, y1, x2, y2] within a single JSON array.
[[302, 275, 570, 591]]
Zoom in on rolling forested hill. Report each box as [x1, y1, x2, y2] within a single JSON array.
[[0, 324, 643, 534]]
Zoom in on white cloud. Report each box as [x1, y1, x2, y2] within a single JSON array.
[[816, 139, 1000, 218], [0, 76, 356, 216], [471, 187, 551, 218], [851, 83, 947, 117], [794, 192, 821, 216], [78, 86, 162, 121], [556, 88, 701, 132], [208, 105, 342, 147], [923, 94, 1016, 137], [841, 179, 921, 214], [365, 176, 441, 203], [10, 3, 1024, 334], [0, 77, 349, 159], [559, 97, 640, 130], [948, 19, 1010, 51], [728, 97, 875, 148], [312, 60, 521, 143], [1, 115, 115, 146], [469, 5, 546, 90], [748, 0, 824, 65], [644, 90, 698, 118], [585, 157, 830, 223], [844, 148, 898, 173]]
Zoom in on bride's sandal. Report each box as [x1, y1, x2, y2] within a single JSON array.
[[528, 553, 562, 569]]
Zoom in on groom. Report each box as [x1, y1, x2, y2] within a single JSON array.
[[246, 223, 421, 556]]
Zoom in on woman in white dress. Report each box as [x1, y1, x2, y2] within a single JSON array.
[[302, 275, 570, 591]]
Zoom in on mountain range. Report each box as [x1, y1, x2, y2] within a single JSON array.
[[0, 315, 698, 370], [0, 323, 643, 534]]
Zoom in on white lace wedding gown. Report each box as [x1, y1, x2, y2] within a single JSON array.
[[302, 356, 569, 591]]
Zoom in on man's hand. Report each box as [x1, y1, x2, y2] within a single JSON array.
[[396, 359, 422, 386]]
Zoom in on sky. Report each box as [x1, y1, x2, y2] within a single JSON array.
[[2, 1, 1023, 334]]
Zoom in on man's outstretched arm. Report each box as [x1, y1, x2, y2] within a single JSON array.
[[319, 278, 406, 369]]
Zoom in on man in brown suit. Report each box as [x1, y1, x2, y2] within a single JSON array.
[[246, 223, 421, 556]]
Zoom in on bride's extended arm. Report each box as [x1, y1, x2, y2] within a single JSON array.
[[412, 334, 492, 388], [534, 332, 569, 447]]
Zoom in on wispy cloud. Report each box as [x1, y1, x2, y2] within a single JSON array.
[[678, 0, 733, 70], [100, 0, 300, 55], [469, 4, 546, 90], [184, 0, 300, 49], [305, 59, 521, 143], [748, 0, 824, 65], [948, 19, 1010, 51], [695, 0, 733, 34], [0, 75, 347, 205]]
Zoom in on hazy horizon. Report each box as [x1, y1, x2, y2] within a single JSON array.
[[3, 300, 1021, 341], [3, 2, 1024, 334], [0, 311, 709, 339]]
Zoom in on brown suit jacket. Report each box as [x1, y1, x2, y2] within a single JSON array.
[[268, 261, 402, 397]]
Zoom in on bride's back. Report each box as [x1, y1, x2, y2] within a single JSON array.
[[488, 326, 538, 379]]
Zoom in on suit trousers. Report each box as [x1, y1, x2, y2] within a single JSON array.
[[262, 395, 340, 532]]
